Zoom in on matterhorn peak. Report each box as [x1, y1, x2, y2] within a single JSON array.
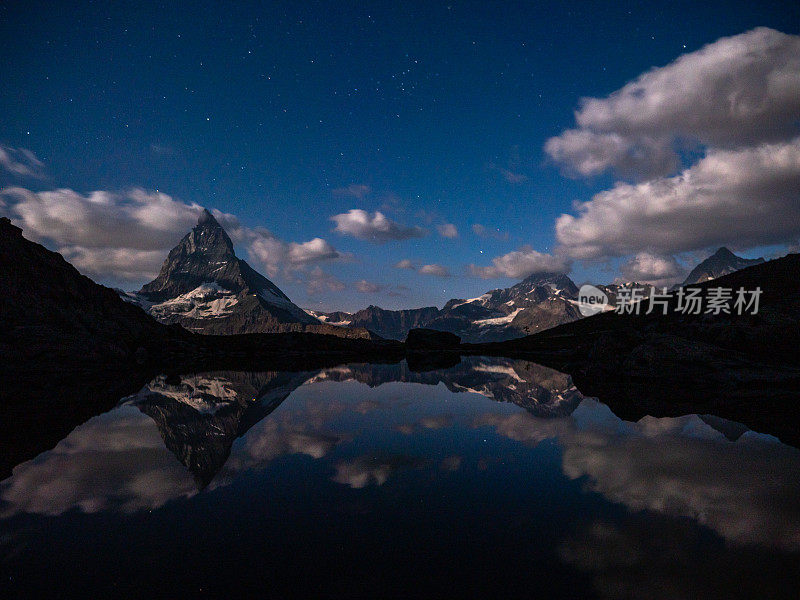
[[197, 208, 219, 227]]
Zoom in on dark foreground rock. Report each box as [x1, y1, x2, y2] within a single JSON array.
[[405, 328, 461, 350]]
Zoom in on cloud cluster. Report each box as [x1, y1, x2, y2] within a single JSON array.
[[303, 266, 345, 295], [394, 258, 416, 270], [544, 28, 800, 264], [0, 186, 345, 283], [619, 252, 684, 286], [555, 139, 800, 259], [469, 245, 570, 279], [419, 263, 450, 277], [436, 223, 458, 238], [354, 279, 383, 293], [545, 28, 800, 179], [331, 209, 427, 243], [392, 259, 450, 277], [332, 183, 371, 199], [0, 144, 45, 179]]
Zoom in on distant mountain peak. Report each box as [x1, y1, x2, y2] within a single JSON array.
[[682, 247, 765, 286], [711, 246, 736, 259]]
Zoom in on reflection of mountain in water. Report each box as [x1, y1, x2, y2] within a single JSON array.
[[307, 357, 584, 418], [129, 358, 583, 486], [128, 371, 313, 487]]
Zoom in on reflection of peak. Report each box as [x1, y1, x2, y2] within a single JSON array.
[[132, 358, 585, 487], [130, 371, 313, 488], [306, 357, 584, 418]]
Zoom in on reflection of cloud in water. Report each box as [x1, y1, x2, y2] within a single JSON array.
[[396, 414, 454, 435], [478, 399, 800, 551], [0, 406, 342, 517], [0, 407, 197, 516], [560, 517, 800, 600], [332, 456, 425, 489], [440, 455, 463, 472]]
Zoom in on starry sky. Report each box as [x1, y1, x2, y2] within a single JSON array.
[[1, 1, 798, 311]]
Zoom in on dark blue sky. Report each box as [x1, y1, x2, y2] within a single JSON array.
[[1, 1, 798, 310]]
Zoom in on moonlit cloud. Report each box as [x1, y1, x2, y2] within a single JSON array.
[[469, 246, 570, 279], [0, 187, 345, 283], [554, 139, 800, 259], [490, 163, 528, 183], [545, 28, 800, 179], [0, 144, 45, 179], [620, 253, 684, 286], [418, 263, 450, 277], [354, 279, 383, 293], [287, 238, 340, 264], [394, 258, 416, 270], [437, 223, 459, 238], [330, 209, 427, 242]]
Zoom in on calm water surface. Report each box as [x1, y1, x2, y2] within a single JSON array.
[[1, 357, 799, 598]]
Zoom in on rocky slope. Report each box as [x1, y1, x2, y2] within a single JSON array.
[[0, 217, 181, 374]]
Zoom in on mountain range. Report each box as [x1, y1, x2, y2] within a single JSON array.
[[118, 210, 771, 342], [305, 249, 764, 342]]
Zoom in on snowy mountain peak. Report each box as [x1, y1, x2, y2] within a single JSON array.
[[133, 209, 316, 331], [682, 248, 765, 286]]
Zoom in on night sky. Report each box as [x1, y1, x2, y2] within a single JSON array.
[[1, 1, 798, 311]]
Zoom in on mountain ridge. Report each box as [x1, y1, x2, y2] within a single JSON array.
[[681, 246, 765, 286]]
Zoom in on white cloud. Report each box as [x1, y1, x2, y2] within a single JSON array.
[[469, 245, 570, 279], [287, 238, 340, 264], [620, 253, 684, 286], [331, 209, 427, 242], [0, 186, 345, 283], [354, 279, 383, 293], [555, 138, 800, 259], [419, 263, 451, 277], [394, 258, 416, 270], [545, 28, 800, 178], [0, 144, 45, 179], [437, 223, 459, 238]]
